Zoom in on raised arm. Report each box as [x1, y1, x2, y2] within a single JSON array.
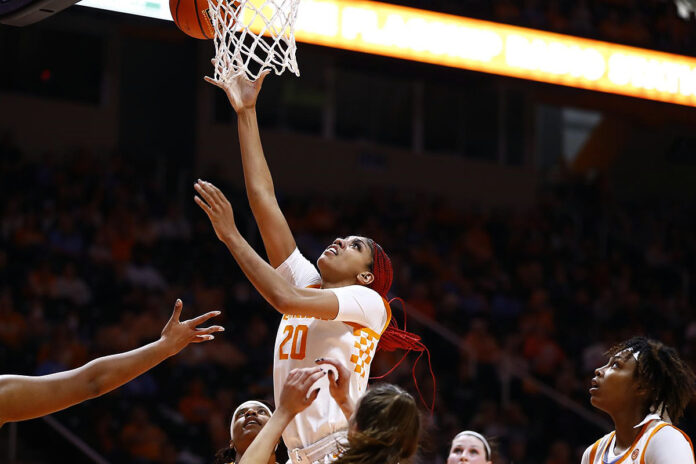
[[0, 300, 223, 426], [238, 367, 324, 464], [195, 180, 340, 320], [205, 73, 296, 268]]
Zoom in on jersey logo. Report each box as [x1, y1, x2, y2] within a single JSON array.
[[631, 449, 639, 461], [349, 327, 378, 378]]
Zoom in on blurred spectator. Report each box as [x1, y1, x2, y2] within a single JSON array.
[[544, 440, 573, 464], [1, 144, 694, 462], [121, 407, 168, 463], [178, 378, 217, 425]]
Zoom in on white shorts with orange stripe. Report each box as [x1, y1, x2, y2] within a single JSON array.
[[286, 430, 347, 464]]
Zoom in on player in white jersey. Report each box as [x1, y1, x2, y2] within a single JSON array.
[[198, 73, 427, 463], [214, 400, 278, 464], [237, 360, 421, 464], [581, 337, 695, 464], [447, 431, 493, 464]]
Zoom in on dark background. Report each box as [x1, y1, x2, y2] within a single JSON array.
[[1, 1, 696, 463]]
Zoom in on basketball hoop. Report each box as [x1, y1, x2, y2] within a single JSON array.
[[208, 0, 301, 82]]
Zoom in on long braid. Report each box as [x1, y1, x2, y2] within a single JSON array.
[[365, 239, 436, 412]]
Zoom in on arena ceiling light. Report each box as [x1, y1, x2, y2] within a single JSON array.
[[78, 0, 696, 108]]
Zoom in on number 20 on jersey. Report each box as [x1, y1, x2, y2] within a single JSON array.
[[278, 324, 308, 360]]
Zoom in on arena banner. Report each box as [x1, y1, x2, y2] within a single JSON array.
[[79, 0, 696, 107]]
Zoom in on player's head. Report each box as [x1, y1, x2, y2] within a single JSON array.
[[317, 236, 393, 297], [214, 400, 274, 463], [447, 431, 493, 464], [590, 337, 696, 424], [335, 383, 420, 464]]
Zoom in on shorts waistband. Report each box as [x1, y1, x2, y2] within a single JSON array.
[[289, 430, 347, 464]]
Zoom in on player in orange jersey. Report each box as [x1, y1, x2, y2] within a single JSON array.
[[197, 72, 430, 464], [582, 337, 695, 464], [0, 300, 223, 426]]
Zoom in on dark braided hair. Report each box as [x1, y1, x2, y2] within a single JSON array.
[[334, 384, 421, 464], [607, 337, 696, 424], [213, 446, 236, 464]]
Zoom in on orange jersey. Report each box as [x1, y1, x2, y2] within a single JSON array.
[[274, 248, 390, 451]]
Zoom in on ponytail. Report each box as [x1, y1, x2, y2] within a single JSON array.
[[366, 240, 436, 412]]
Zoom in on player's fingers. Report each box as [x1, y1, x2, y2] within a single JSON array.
[[187, 310, 222, 327], [201, 181, 227, 209], [195, 325, 225, 335], [297, 366, 322, 379], [209, 59, 224, 73], [315, 358, 347, 380], [194, 181, 217, 207], [327, 369, 337, 386], [192, 334, 215, 343], [306, 388, 320, 403], [204, 181, 228, 206], [257, 70, 270, 88], [294, 366, 321, 386], [170, 299, 184, 322], [300, 368, 326, 391], [204, 76, 222, 87], [285, 368, 304, 387], [208, 183, 231, 210], [194, 195, 213, 217]]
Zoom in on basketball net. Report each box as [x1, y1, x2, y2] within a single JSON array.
[[675, 0, 696, 19], [208, 0, 301, 82]]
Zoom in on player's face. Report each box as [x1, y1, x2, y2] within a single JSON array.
[[447, 435, 491, 464], [317, 236, 373, 284], [231, 403, 271, 451], [590, 350, 644, 416]]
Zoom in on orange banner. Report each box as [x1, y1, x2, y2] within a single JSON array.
[[243, 0, 696, 107]]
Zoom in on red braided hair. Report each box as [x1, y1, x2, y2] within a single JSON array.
[[367, 241, 436, 412], [367, 241, 392, 298]]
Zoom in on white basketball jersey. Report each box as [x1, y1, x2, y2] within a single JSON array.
[[583, 417, 694, 464], [273, 248, 390, 451]]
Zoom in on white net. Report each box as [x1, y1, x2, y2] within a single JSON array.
[[208, 0, 301, 82], [675, 0, 696, 19]]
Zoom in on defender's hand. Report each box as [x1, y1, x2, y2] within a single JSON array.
[[315, 357, 351, 407], [160, 299, 224, 356], [278, 367, 325, 416]]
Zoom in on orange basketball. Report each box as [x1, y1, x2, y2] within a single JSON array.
[[171, 0, 238, 40]]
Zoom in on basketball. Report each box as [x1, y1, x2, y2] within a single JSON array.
[[170, 0, 217, 40]]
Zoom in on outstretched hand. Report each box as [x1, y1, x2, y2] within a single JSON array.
[[204, 69, 270, 113], [160, 299, 224, 356], [278, 367, 325, 416], [315, 357, 351, 407], [194, 180, 239, 243]]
